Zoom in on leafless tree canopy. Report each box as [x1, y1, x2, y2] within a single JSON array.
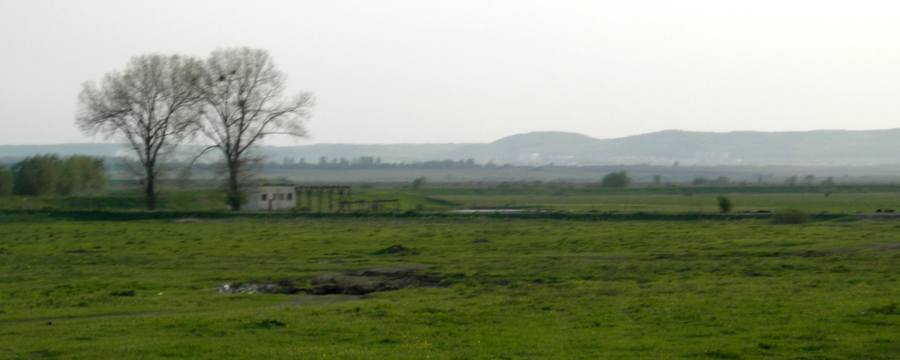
[[77, 54, 204, 209], [197, 47, 314, 210], [75, 49, 311, 211]]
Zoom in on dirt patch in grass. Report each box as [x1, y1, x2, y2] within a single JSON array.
[[218, 280, 301, 294], [247, 319, 286, 329], [219, 265, 443, 296], [310, 265, 440, 295], [373, 244, 417, 255], [867, 242, 900, 251], [65, 248, 103, 255], [793, 250, 830, 258], [173, 218, 204, 224]]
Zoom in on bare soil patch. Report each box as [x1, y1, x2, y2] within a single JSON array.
[[310, 265, 439, 295], [219, 265, 441, 296], [218, 280, 301, 294], [373, 244, 417, 255]]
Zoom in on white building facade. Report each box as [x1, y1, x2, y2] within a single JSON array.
[[244, 185, 297, 211]]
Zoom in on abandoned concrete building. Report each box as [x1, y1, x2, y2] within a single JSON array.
[[242, 184, 391, 212], [244, 185, 297, 211]]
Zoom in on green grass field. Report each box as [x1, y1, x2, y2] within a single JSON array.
[[0, 214, 898, 358], [1, 185, 899, 358], [428, 192, 900, 213]]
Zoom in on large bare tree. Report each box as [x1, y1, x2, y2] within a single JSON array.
[[77, 54, 203, 210], [197, 47, 313, 210]]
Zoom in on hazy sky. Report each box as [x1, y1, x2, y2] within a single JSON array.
[[2, 0, 900, 145]]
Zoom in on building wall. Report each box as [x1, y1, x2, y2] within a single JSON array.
[[245, 186, 297, 211]]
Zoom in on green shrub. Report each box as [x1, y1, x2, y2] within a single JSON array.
[[771, 209, 810, 224], [410, 177, 427, 190], [12, 155, 60, 195], [716, 195, 733, 213], [0, 165, 12, 196], [225, 192, 247, 209], [11, 155, 107, 196], [601, 171, 631, 188], [57, 156, 107, 195]]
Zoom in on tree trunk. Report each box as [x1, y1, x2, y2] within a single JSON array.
[[145, 167, 157, 211], [226, 161, 241, 211]]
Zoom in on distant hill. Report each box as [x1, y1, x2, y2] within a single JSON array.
[[3, 128, 900, 166]]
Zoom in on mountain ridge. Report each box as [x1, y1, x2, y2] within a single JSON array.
[[3, 128, 900, 166]]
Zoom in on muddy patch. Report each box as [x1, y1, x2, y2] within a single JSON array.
[[868, 242, 900, 252], [218, 280, 301, 294], [793, 250, 830, 258], [310, 266, 439, 295], [247, 319, 286, 329], [65, 248, 103, 255], [373, 245, 417, 255], [174, 218, 204, 224], [109, 290, 136, 297], [857, 213, 900, 221], [219, 265, 442, 297]]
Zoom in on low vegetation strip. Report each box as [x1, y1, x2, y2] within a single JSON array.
[[0, 208, 855, 222]]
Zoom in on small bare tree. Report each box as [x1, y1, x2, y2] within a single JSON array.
[[196, 47, 313, 210], [77, 54, 203, 210]]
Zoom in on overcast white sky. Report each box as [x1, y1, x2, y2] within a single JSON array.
[[1, 0, 899, 145]]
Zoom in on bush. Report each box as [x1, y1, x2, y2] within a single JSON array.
[[0, 165, 12, 196], [410, 177, 427, 190], [771, 209, 810, 224], [57, 156, 107, 195], [225, 192, 247, 209], [601, 171, 631, 188], [11, 155, 107, 196], [12, 155, 60, 195], [716, 195, 733, 213]]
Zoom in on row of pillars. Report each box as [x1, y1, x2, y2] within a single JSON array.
[[296, 186, 352, 212]]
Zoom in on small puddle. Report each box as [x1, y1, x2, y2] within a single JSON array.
[[450, 209, 533, 214]]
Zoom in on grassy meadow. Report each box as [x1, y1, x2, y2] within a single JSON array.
[[0, 185, 898, 358]]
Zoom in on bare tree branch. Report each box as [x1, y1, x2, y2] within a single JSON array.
[[195, 47, 313, 210], [76, 54, 204, 210]]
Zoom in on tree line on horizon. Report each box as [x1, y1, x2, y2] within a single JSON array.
[[0, 155, 106, 197], [77, 47, 312, 210]]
